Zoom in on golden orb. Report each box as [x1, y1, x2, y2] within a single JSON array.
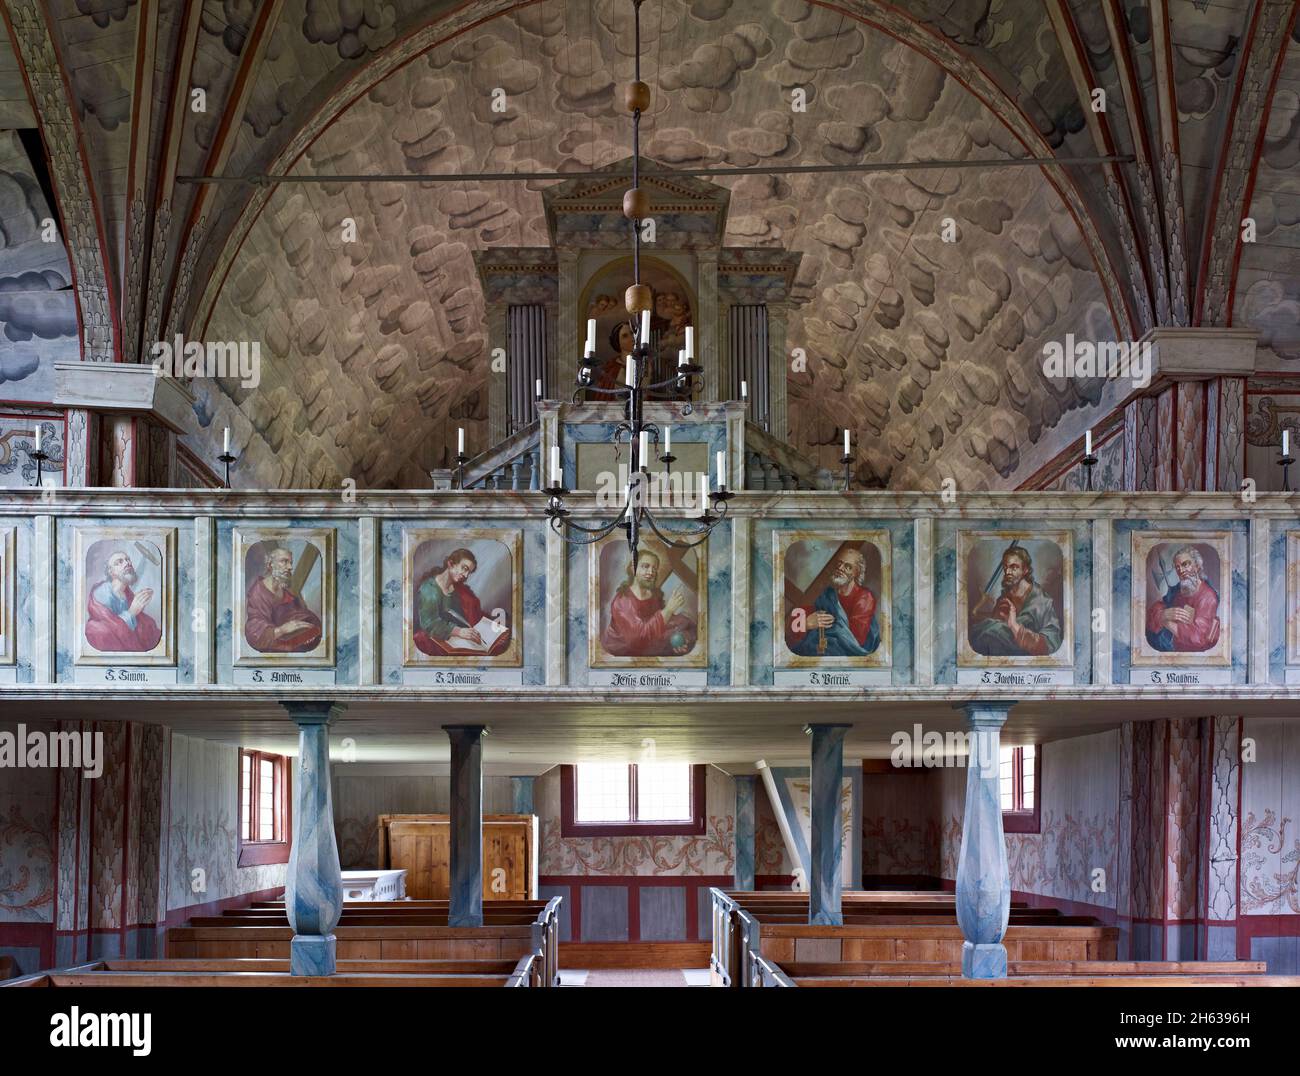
[[625, 284, 652, 314], [624, 80, 651, 113], [623, 187, 650, 220]]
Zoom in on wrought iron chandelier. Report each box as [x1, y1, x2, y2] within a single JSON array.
[[544, 0, 732, 561]]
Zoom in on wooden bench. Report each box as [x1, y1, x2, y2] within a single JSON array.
[[750, 954, 1299, 988], [710, 888, 1118, 987], [1, 954, 540, 988], [166, 895, 563, 985]]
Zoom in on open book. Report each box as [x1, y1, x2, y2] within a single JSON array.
[[444, 615, 508, 653]]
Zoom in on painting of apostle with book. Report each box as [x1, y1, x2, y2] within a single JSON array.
[[404, 530, 522, 666]]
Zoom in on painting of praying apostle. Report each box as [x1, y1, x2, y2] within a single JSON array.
[[1286, 533, 1300, 666], [403, 529, 522, 666], [232, 529, 335, 667], [74, 527, 176, 665], [775, 532, 891, 668], [957, 531, 1072, 667], [589, 534, 707, 668], [1130, 532, 1231, 666], [0, 527, 13, 666]]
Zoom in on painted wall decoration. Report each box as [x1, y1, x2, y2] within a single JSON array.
[[579, 255, 696, 397], [232, 528, 335, 667], [403, 529, 522, 666], [0, 526, 13, 665], [1286, 532, 1300, 667], [957, 531, 1071, 666], [1130, 532, 1231, 666], [589, 534, 707, 668], [774, 531, 891, 667], [74, 527, 175, 665]]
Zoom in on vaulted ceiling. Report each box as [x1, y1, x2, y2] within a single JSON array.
[[2, 0, 1298, 490]]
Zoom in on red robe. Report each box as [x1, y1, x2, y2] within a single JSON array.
[[245, 579, 322, 653], [1146, 580, 1221, 652], [602, 587, 696, 657], [85, 585, 162, 653]]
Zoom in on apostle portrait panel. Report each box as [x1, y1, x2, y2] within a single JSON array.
[[232, 529, 335, 667], [1130, 532, 1231, 667], [589, 534, 707, 668], [957, 531, 1072, 667], [403, 529, 522, 667], [774, 531, 891, 668], [74, 526, 176, 665]]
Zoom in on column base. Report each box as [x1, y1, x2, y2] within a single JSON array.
[[290, 934, 337, 976], [961, 941, 1007, 979]]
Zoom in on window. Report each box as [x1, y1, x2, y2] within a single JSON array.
[[1000, 745, 1041, 834], [561, 763, 706, 836], [238, 750, 291, 866]]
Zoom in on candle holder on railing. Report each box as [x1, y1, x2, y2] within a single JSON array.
[[454, 453, 470, 491], [1279, 453, 1294, 493], [218, 451, 236, 489], [1081, 453, 1099, 492], [840, 453, 853, 492], [27, 445, 50, 488]]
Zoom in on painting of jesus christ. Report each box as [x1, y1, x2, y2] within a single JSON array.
[[590, 534, 707, 668]]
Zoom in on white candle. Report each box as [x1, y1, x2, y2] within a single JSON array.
[[535, 378, 542, 399], [1085, 429, 1093, 456], [550, 445, 560, 484], [663, 427, 671, 454], [640, 309, 650, 342], [223, 427, 229, 454], [586, 318, 596, 354], [678, 348, 686, 368], [716, 450, 726, 488], [457, 427, 465, 455], [35, 425, 42, 451], [1285, 429, 1290, 457], [639, 431, 649, 468], [685, 326, 695, 360], [699, 472, 710, 516], [625, 357, 637, 386], [741, 380, 748, 400], [843, 428, 850, 456]]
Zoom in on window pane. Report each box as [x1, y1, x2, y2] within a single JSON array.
[[241, 755, 253, 840], [636, 764, 691, 822], [576, 764, 631, 822]]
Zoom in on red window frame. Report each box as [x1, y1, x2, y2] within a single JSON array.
[[560, 764, 706, 837], [1001, 745, 1041, 834], [238, 749, 292, 866]]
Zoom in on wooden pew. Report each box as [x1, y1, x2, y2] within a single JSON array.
[[1, 953, 540, 988], [167, 895, 563, 986], [709, 888, 1119, 987], [782, 960, 1270, 977]]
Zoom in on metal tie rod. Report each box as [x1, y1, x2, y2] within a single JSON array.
[[177, 155, 1135, 185]]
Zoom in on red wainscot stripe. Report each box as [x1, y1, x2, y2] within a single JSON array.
[[540, 875, 735, 943]]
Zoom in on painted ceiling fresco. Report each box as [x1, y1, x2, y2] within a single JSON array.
[[0, 0, 1297, 489]]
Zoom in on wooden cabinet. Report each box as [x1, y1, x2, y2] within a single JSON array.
[[376, 814, 539, 900]]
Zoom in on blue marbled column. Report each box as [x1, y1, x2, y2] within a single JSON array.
[[282, 701, 346, 976], [444, 725, 487, 928], [734, 774, 758, 890], [510, 775, 535, 815], [956, 702, 1014, 979], [805, 724, 851, 926]]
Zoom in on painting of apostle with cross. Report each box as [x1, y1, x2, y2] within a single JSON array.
[[775, 532, 892, 668], [590, 534, 708, 668]]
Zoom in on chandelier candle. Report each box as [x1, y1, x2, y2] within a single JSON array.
[[586, 318, 596, 355], [685, 326, 695, 360], [626, 357, 637, 387], [663, 426, 671, 454], [717, 450, 726, 489], [639, 431, 650, 470], [550, 446, 560, 486]]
